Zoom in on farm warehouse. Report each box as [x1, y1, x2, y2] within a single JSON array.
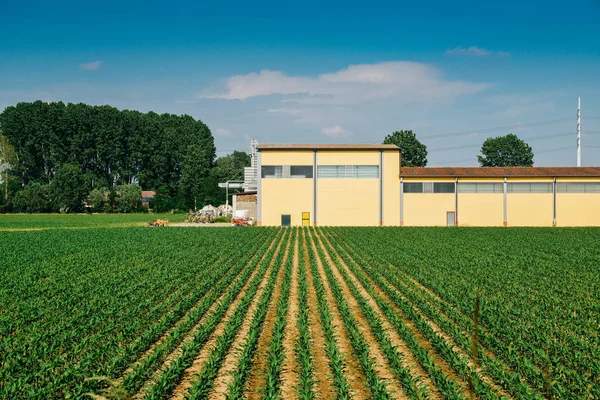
[[256, 144, 600, 227]]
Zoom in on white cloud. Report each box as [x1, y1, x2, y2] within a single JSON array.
[[201, 61, 488, 105], [214, 128, 233, 136], [321, 125, 350, 137], [267, 108, 302, 115], [444, 46, 510, 57], [80, 61, 102, 71]]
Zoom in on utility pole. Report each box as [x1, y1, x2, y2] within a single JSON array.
[[577, 97, 581, 167]]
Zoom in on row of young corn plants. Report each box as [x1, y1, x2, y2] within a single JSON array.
[[316, 232, 428, 400], [225, 228, 295, 399], [341, 227, 600, 398], [295, 229, 316, 399], [325, 229, 501, 399], [1, 230, 226, 398], [329, 228, 547, 398], [121, 229, 277, 395], [112, 227, 275, 379], [260, 228, 297, 399], [362, 254, 543, 399], [319, 228, 465, 399], [307, 230, 392, 399], [335, 228, 547, 396], [184, 230, 291, 399], [141, 229, 285, 399], [303, 230, 352, 400]]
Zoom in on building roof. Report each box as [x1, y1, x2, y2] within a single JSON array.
[[233, 191, 257, 196], [257, 144, 399, 151], [141, 191, 156, 198], [400, 166, 600, 178]]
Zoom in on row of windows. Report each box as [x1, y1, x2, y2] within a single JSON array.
[[403, 182, 600, 194], [261, 165, 379, 179], [317, 165, 379, 178], [261, 165, 313, 179], [557, 182, 600, 193], [403, 182, 455, 193]]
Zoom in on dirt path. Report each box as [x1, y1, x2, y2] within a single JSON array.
[[166, 231, 287, 400], [317, 231, 442, 400], [210, 231, 293, 399], [312, 230, 406, 400], [306, 230, 371, 400], [302, 232, 337, 400], [279, 232, 300, 398]]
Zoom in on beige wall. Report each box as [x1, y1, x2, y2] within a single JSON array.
[[317, 179, 379, 226], [259, 149, 400, 226], [458, 193, 504, 226], [403, 194, 455, 226], [261, 179, 313, 226], [261, 150, 313, 165], [507, 193, 553, 226], [556, 178, 600, 226], [383, 151, 400, 225]]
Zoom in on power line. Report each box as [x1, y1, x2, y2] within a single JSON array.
[[421, 117, 572, 140], [428, 131, 575, 152]]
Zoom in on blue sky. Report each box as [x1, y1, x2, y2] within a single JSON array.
[[1, 0, 599, 165]]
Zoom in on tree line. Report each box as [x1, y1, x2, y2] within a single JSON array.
[[383, 130, 534, 167], [0, 101, 249, 213]]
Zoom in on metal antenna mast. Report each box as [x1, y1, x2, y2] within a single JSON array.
[[577, 97, 581, 167]]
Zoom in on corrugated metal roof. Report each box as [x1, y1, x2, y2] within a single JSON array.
[[257, 144, 399, 151], [400, 167, 600, 178]]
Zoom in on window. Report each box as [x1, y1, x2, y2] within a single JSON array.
[[317, 165, 379, 178], [557, 182, 600, 193], [434, 183, 455, 193], [508, 183, 552, 193], [403, 182, 455, 193], [403, 183, 423, 193], [459, 183, 503, 193], [290, 165, 313, 178], [261, 165, 283, 178]]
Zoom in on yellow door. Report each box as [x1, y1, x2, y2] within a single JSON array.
[[302, 212, 310, 226]]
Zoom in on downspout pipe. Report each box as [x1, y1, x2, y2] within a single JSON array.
[[553, 176, 557, 226], [313, 150, 318, 226], [256, 151, 262, 226], [503, 177, 507, 227], [454, 177, 458, 226], [399, 177, 404, 226], [379, 150, 383, 226]]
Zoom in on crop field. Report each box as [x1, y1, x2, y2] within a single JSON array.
[[1, 222, 599, 399]]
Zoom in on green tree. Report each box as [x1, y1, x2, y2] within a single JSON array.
[[88, 187, 107, 212], [383, 130, 428, 167], [50, 164, 89, 212], [13, 182, 53, 212], [0, 134, 18, 209], [210, 151, 251, 204], [151, 185, 172, 213], [115, 183, 141, 213], [478, 133, 534, 167]]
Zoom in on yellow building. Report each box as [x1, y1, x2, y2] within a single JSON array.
[[257, 144, 600, 227]]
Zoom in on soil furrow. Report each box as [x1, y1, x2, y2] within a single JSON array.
[[131, 235, 278, 399], [302, 232, 337, 400], [211, 231, 293, 399], [280, 231, 300, 398], [318, 231, 442, 400], [165, 231, 286, 400], [312, 230, 407, 400], [322, 230, 468, 396], [306, 230, 371, 400]]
